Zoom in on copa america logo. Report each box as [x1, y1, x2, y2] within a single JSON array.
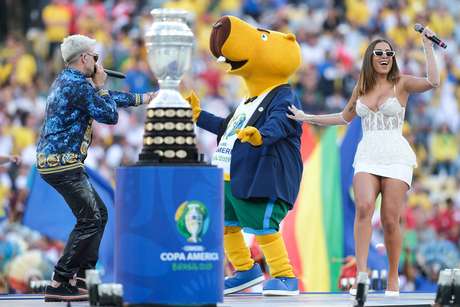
[[175, 201, 209, 243]]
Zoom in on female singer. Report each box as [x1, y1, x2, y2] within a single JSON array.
[[287, 28, 439, 296]]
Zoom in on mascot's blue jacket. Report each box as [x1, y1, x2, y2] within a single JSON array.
[[197, 84, 303, 206]]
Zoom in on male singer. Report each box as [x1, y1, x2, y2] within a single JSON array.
[[36, 34, 156, 302]]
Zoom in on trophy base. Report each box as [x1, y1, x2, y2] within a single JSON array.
[[138, 147, 204, 165], [139, 106, 202, 165], [136, 157, 209, 166]]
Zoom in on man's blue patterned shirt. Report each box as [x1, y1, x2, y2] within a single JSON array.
[[36, 67, 143, 174]]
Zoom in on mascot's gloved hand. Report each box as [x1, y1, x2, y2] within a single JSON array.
[[185, 90, 201, 122], [236, 126, 263, 146]]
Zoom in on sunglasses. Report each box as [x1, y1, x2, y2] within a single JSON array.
[[84, 53, 99, 62], [373, 50, 395, 57]]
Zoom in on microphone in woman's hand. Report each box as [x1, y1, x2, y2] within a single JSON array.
[[104, 69, 126, 79], [414, 23, 447, 49]]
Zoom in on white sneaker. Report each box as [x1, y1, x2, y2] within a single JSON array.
[[349, 288, 357, 296]]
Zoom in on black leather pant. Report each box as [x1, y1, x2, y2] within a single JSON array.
[[41, 167, 108, 282]]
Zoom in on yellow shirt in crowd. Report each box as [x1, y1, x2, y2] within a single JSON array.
[[7, 126, 35, 155], [42, 4, 71, 43], [430, 133, 458, 162], [345, 0, 370, 26], [15, 54, 37, 86], [428, 12, 455, 38]]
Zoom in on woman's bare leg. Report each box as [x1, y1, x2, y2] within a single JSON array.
[[380, 178, 408, 292], [352, 173, 381, 278]]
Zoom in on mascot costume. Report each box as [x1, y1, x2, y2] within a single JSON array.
[[186, 16, 303, 296]]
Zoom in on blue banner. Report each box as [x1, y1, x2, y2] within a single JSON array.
[[23, 166, 115, 281], [115, 166, 223, 305]]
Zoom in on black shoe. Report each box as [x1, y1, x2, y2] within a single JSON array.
[[76, 277, 88, 294], [44, 282, 88, 302]]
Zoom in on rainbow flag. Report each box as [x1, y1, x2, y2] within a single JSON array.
[[283, 124, 344, 291]]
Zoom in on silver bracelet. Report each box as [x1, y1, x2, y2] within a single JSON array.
[[339, 112, 350, 124]]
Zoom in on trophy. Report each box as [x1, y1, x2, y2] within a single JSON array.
[[139, 9, 200, 164], [185, 203, 204, 243]]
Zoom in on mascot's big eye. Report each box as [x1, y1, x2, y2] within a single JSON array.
[[261, 33, 268, 41]]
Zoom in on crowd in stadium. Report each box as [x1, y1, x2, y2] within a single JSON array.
[[0, 0, 459, 294]]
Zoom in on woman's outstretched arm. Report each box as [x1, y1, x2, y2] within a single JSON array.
[[287, 86, 358, 126]]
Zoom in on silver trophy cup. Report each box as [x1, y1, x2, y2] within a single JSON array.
[[145, 9, 193, 108], [139, 9, 200, 164]]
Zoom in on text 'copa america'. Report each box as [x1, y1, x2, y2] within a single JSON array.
[[160, 252, 220, 261]]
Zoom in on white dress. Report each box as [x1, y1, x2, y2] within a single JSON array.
[[353, 93, 417, 187]]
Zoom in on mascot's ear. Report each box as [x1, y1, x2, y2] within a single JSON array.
[[285, 33, 296, 41]]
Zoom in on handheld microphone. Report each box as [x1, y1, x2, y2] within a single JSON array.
[[104, 69, 126, 79], [414, 24, 447, 49]]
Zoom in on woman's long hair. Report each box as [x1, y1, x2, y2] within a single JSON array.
[[357, 39, 400, 96]]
